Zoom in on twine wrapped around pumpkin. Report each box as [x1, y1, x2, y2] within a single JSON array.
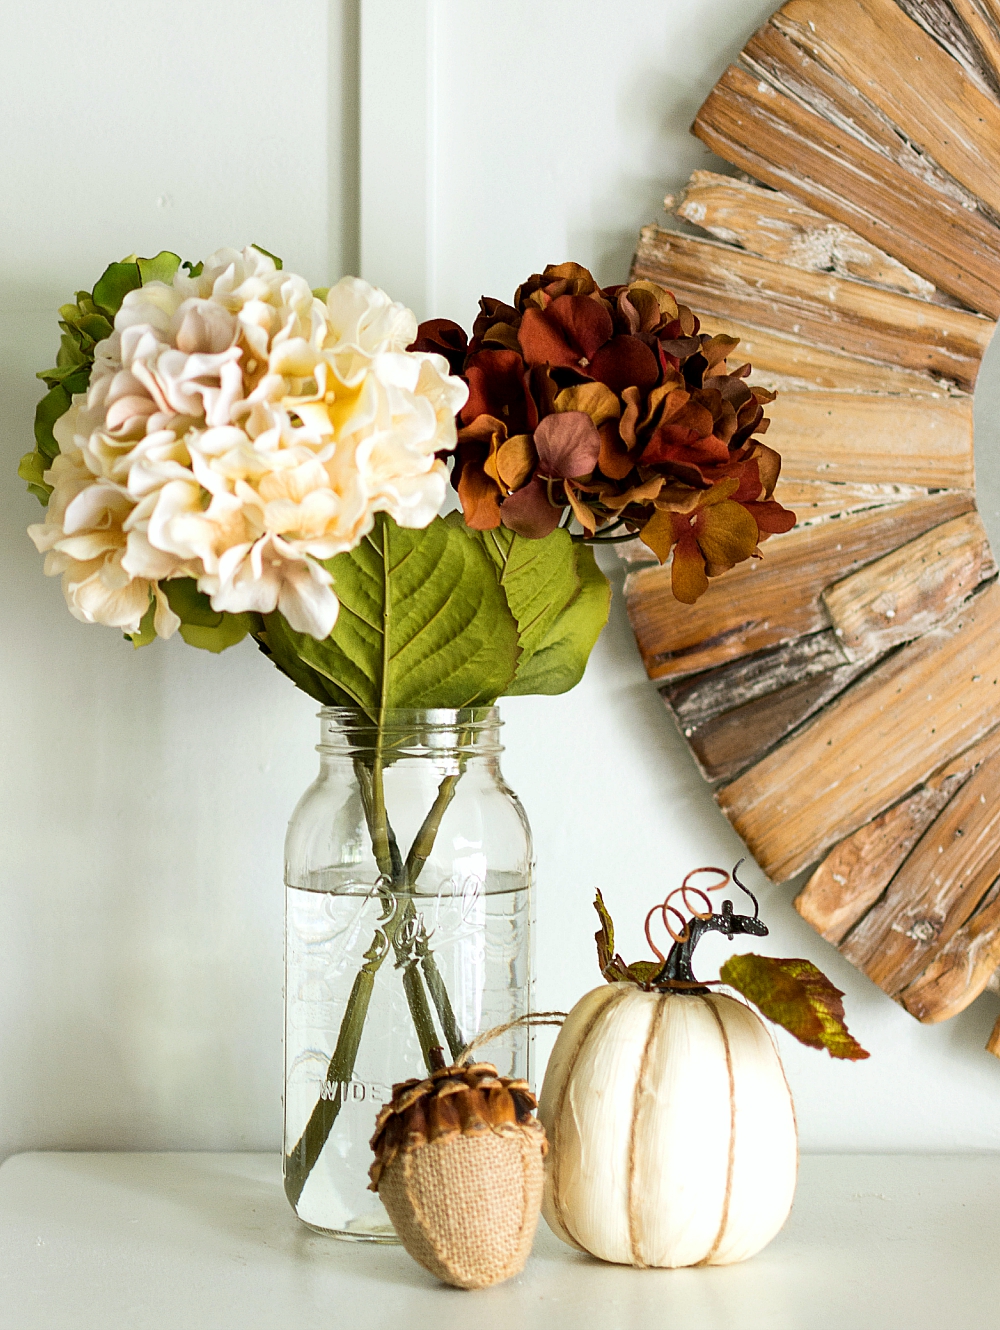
[[369, 1050, 547, 1289]]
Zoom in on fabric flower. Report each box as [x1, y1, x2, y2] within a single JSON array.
[[28, 249, 468, 640], [425, 262, 794, 601]]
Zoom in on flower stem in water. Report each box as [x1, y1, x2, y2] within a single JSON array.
[[284, 731, 473, 1206]]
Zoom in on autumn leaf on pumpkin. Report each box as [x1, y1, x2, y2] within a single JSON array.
[[720, 953, 870, 1060], [593, 891, 663, 986]]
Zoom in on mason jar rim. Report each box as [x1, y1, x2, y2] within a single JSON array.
[[318, 705, 501, 729]]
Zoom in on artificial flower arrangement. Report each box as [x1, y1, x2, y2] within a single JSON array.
[[20, 249, 793, 670], [20, 246, 806, 1261]]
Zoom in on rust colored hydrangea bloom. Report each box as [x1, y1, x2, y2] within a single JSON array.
[[410, 262, 795, 603]]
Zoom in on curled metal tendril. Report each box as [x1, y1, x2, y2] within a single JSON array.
[[731, 858, 760, 920], [643, 858, 758, 959]]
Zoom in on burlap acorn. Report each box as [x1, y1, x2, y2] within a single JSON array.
[[369, 1053, 547, 1289]]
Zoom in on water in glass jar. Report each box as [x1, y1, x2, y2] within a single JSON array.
[[284, 875, 532, 1239]]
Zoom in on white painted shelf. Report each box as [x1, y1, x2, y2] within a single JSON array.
[[0, 1152, 996, 1329]]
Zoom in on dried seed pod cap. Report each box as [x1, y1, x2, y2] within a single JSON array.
[[370, 1048, 547, 1289]]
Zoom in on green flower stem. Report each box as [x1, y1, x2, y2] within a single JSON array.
[[401, 961, 440, 1067], [403, 765, 462, 885], [354, 755, 403, 882], [283, 926, 392, 1209], [418, 931, 465, 1061], [403, 729, 474, 1060], [284, 728, 475, 1207]]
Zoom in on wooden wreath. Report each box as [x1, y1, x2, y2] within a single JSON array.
[[624, 0, 1000, 1050]]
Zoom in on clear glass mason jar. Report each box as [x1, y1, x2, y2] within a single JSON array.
[[282, 707, 534, 1240]]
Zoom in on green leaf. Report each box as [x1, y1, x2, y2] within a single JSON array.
[[183, 260, 204, 278], [178, 616, 256, 653], [74, 312, 115, 344], [594, 889, 620, 980], [719, 953, 870, 1060], [162, 578, 222, 627], [255, 616, 353, 706], [91, 260, 142, 317], [625, 959, 664, 984], [18, 450, 52, 503], [34, 384, 72, 458], [461, 521, 610, 696], [126, 596, 158, 649], [161, 578, 257, 653], [475, 524, 578, 655], [312, 287, 330, 301], [137, 251, 182, 285], [251, 243, 283, 270], [262, 514, 520, 718], [505, 541, 610, 695]]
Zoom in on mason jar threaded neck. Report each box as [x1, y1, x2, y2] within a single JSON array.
[[317, 706, 503, 758]]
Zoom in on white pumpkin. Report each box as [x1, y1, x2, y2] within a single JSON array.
[[538, 983, 797, 1268]]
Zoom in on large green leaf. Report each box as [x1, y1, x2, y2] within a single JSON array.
[[473, 523, 577, 657], [463, 521, 610, 696], [256, 613, 352, 706], [505, 540, 610, 695], [262, 514, 521, 718]]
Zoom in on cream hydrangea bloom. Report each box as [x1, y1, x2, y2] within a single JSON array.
[[28, 248, 468, 640]]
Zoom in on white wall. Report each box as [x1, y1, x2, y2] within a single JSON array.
[[3, 0, 1000, 1163]]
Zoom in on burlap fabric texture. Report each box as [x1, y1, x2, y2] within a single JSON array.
[[370, 1059, 547, 1289]]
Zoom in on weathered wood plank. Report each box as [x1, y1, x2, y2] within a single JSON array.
[[840, 747, 1000, 995], [745, 19, 976, 188], [663, 630, 849, 730], [794, 782, 966, 943], [793, 723, 1000, 942], [764, 390, 974, 490], [693, 62, 1000, 316], [695, 317, 964, 395], [822, 512, 996, 662], [625, 492, 975, 681], [899, 879, 1000, 1023], [676, 509, 999, 780], [677, 660, 867, 783], [777, 0, 1000, 217], [775, 482, 935, 528], [672, 170, 936, 297], [896, 0, 1000, 100], [716, 581, 1000, 882], [632, 227, 992, 389]]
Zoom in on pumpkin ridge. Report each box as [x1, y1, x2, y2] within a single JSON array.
[[548, 984, 632, 1252], [698, 995, 736, 1266], [626, 991, 668, 1267]]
